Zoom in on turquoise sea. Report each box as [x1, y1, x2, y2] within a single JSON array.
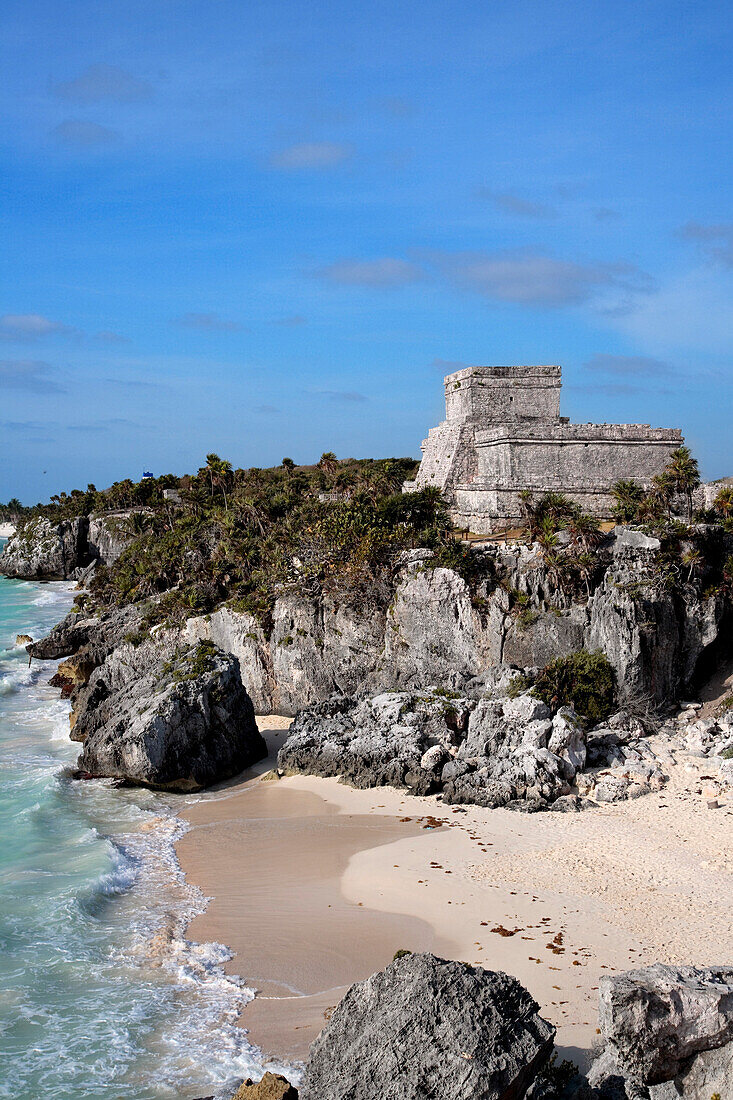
[[0, 548, 269, 1099]]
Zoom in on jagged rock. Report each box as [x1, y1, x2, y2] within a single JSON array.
[[596, 963, 733, 1086], [278, 690, 472, 791], [503, 608, 587, 670], [300, 952, 555, 1100], [76, 638, 266, 790], [383, 565, 503, 689], [0, 516, 91, 579], [648, 1041, 733, 1097], [15, 633, 32, 645], [87, 512, 135, 564], [233, 1072, 298, 1099], [29, 604, 143, 662]]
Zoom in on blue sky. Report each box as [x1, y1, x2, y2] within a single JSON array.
[[2, 0, 731, 503]]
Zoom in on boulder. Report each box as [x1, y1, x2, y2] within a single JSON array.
[[76, 639, 266, 790], [596, 963, 733, 1086], [300, 952, 554, 1100], [233, 1073, 298, 1099], [278, 690, 472, 791]]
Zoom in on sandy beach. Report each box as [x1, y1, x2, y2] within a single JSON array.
[[0, 524, 15, 538], [178, 717, 733, 1071]]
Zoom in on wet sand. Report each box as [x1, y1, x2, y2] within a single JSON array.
[[178, 718, 733, 1070]]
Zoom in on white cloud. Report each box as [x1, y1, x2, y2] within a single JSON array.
[[175, 312, 243, 332], [270, 142, 353, 169], [0, 314, 76, 340], [610, 266, 733, 358], [426, 249, 653, 308], [679, 222, 733, 267], [318, 257, 422, 288], [0, 359, 64, 392], [480, 191, 555, 218], [53, 65, 152, 104], [51, 120, 120, 147]]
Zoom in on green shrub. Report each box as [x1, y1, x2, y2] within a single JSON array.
[[392, 949, 412, 961], [533, 650, 615, 723], [507, 672, 534, 698]]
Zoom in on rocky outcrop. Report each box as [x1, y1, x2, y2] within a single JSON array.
[[75, 638, 266, 790], [86, 512, 135, 565], [232, 1074, 298, 1100], [300, 952, 554, 1100], [0, 511, 136, 581], [31, 530, 733, 720], [0, 517, 91, 580], [279, 690, 473, 795], [589, 964, 733, 1098], [279, 689, 608, 809]]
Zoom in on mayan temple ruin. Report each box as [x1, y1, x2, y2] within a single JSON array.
[[404, 364, 683, 533]]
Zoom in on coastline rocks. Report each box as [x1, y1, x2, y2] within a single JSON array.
[[233, 1073, 298, 1099], [591, 963, 733, 1092], [279, 688, 590, 810], [0, 511, 136, 581], [301, 952, 555, 1100], [76, 638, 266, 790], [278, 690, 472, 792], [0, 517, 91, 580]]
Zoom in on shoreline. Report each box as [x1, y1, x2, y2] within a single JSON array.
[[178, 718, 733, 1074]]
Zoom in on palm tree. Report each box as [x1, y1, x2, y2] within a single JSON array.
[[650, 472, 675, 521], [318, 451, 339, 476], [611, 479, 644, 523], [681, 548, 703, 584], [205, 454, 233, 511], [568, 512, 602, 552], [666, 446, 700, 524], [714, 486, 733, 517]]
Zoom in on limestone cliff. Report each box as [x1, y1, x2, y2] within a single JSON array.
[[0, 511, 135, 580]]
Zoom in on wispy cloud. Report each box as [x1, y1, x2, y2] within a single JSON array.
[[274, 314, 307, 327], [318, 257, 422, 288], [95, 330, 131, 345], [431, 357, 468, 373], [53, 64, 152, 104], [679, 222, 733, 267], [424, 249, 654, 309], [254, 404, 279, 413], [0, 314, 77, 340], [584, 353, 671, 377], [593, 207, 622, 222], [0, 359, 64, 393], [315, 389, 368, 403], [270, 142, 353, 169], [51, 120, 121, 147], [479, 190, 555, 219], [175, 312, 243, 332]]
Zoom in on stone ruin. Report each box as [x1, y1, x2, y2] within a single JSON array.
[[404, 364, 683, 533]]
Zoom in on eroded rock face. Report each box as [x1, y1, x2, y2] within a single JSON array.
[[300, 952, 555, 1100], [596, 963, 733, 1086], [86, 512, 135, 565], [76, 638, 266, 790], [279, 689, 592, 809], [0, 517, 91, 580], [278, 690, 472, 793]]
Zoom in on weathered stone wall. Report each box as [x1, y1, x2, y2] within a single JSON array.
[[444, 364, 561, 423], [410, 364, 683, 533]]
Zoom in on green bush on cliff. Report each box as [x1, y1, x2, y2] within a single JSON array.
[[78, 454, 495, 627], [533, 650, 615, 723]]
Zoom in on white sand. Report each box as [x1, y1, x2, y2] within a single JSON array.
[[179, 719, 732, 1069], [0, 524, 15, 538]]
